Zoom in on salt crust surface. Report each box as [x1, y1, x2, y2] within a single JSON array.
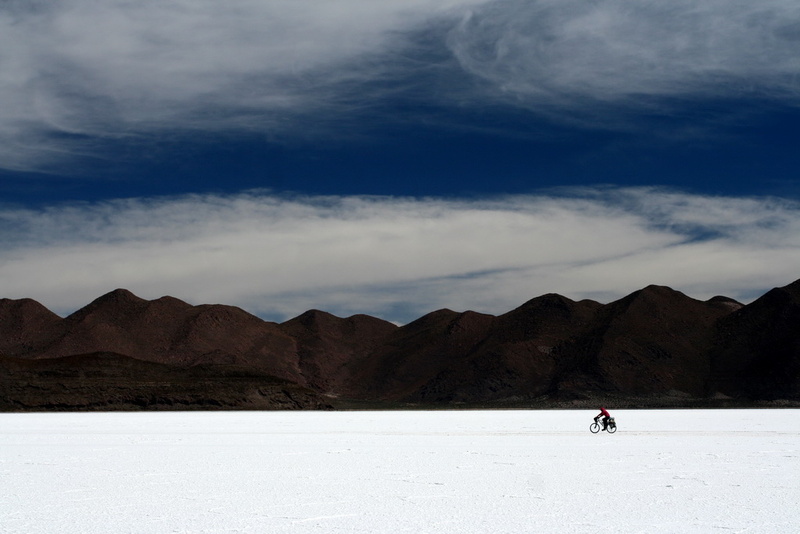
[[1, 409, 798, 533]]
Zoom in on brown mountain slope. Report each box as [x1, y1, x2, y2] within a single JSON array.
[[0, 352, 332, 411], [347, 309, 497, 401], [279, 309, 398, 394], [0, 298, 62, 354], [379, 295, 603, 403], [709, 278, 800, 400], [6, 289, 303, 385], [2, 279, 799, 410], [478, 294, 603, 401], [340, 287, 739, 404], [550, 285, 741, 398]]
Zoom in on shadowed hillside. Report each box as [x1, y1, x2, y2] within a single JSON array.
[[279, 309, 398, 394], [1, 279, 799, 410], [0, 353, 332, 411], [709, 279, 800, 400]]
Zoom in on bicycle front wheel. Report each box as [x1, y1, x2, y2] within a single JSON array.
[[589, 422, 601, 433]]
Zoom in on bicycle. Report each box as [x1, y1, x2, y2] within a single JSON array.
[[589, 417, 617, 434]]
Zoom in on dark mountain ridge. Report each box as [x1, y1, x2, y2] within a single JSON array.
[[708, 278, 800, 400], [2, 279, 798, 410]]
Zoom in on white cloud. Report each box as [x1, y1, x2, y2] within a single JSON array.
[[447, 0, 800, 120], [1, 188, 798, 322], [0, 0, 487, 171]]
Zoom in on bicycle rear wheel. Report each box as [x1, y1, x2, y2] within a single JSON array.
[[607, 424, 617, 434], [589, 422, 600, 433]]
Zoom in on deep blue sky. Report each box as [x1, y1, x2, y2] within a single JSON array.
[[3, 100, 800, 205]]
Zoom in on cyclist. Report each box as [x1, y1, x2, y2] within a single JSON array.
[[594, 407, 612, 430]]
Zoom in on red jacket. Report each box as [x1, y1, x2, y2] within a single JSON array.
[[598, 407, 611, 418]]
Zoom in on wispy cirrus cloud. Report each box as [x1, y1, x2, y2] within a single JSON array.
[[0, 0, 486, 171], [448, 0, 800, 120], [2, 0, 800, 172], [2, 188, 798, 322]]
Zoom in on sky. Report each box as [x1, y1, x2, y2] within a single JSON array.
[[1, 0, 800, 323]]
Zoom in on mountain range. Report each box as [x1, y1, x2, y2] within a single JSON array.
[[2, 278, 799, 410]]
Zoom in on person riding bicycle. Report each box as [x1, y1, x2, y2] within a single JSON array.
[[594, 407, 612, 430]]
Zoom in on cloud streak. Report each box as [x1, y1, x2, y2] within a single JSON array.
[[0, 0, 485, 171], [448, 0, 800, 114], [2, 188, 798, 323], [2, 0, 800, 172]]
